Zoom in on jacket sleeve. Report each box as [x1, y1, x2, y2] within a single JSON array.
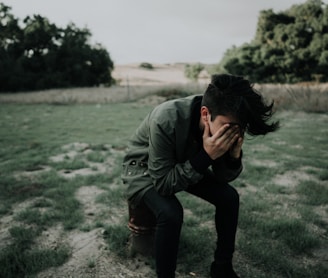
[[147, 118, 204, 196], [211, 152, 243, 182]]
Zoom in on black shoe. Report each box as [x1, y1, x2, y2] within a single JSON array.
[[210, 262, 239, 278]]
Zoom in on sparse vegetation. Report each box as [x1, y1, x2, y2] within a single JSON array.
[[184, 63, 204, 82], [0, 94, 327, 277], [154, 87, 192, 100], [139, 62, 154, 70], [1, 82, 328, 113]]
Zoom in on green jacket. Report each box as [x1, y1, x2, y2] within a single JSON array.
[[122, 95, 243, 207]]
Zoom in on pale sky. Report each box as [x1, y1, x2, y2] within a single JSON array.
[[5, 0, 328, 64]]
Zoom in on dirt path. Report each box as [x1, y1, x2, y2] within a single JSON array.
[[34, 183, 175, 278]]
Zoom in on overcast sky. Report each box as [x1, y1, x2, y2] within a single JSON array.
[[5, 0, 328, 64]]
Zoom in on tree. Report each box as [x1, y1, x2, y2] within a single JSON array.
[[219, 0, 328, 83], [184, 63, 204, 82], [0, 2, 114, 92], [0, 3, 24, 90]]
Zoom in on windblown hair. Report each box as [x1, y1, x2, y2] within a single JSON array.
[[201, 74, 279, 136]]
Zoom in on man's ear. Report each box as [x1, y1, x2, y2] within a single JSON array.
[[201, 106, 210, 123]]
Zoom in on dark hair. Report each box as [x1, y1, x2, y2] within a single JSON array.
[[201, 74, 279, 136]]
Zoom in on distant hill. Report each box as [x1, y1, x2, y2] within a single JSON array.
[[112, 63, 210, 86]]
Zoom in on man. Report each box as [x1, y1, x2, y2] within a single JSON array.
[[122, 74, 279, 278]]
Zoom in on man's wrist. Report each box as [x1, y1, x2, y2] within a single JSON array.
[[190, 148, 214, 173], [229, 153, 241, 161], [226, 150, 243, 168], [229, 149, 241, 160]]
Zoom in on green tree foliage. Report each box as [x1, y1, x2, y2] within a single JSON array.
[[184, 63, 204, 82], [219, 0, 328, 83], [0, 3, 114, 92]]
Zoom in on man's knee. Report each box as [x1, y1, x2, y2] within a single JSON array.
[[143, 188, 184, 228], [229, 185, 239, 203], [157, 199, 183, 227], [215, 184, 239, 208]]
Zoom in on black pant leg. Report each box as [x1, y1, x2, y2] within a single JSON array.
[[143, 188, 184, 278], [186, 174, 239, 263]]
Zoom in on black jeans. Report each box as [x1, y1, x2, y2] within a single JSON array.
[[142, 173, 240, 278]]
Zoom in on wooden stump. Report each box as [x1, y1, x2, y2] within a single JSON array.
[[127, 203, 156, 257]]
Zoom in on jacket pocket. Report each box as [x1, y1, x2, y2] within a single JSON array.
[[122, 159, 149, 182]]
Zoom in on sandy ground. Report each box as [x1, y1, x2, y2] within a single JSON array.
[[112, 63, 190, 86]]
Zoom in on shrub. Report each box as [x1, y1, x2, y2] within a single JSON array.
[[0, 3, 114, 92], [139, 62, 154, 70]]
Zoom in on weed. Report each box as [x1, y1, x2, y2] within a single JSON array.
[[298, 205, 327, 229], [0, 175, 43, 209], [177, 225, 214, 275], [103, 224, 130, 258], [87, 257, 96, 268], [51, 159, 89, 171], [15, 208, 48, 226], [96, 188, 125, 207], [83, 173, 113, 185], [318, 169, 328, 181], [297, 180, 328, 206], [32, 197, 53, 208], [0, 226, 70, 277], [86, 151, 105, 163], [261, 217, 320, 253], [9, 225, 41, 247], [89, 144, 109, 151]]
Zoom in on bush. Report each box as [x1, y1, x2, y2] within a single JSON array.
[[219, 1, 328, 83], [139, 62, 154, 70], [0, 3, 114, 92], [155, 87, 192, 100], [184, 63, 204, 82]]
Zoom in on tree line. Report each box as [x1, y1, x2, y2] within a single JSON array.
[[0, 3, 114, 92], [1, 1, 328, 92], [215, 0, 328, 83]]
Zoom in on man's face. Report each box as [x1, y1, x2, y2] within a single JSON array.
[[208, 114, 241, 136], [200, 106, 244, 137]]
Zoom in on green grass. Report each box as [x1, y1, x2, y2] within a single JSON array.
[[0, 102, 327, 277], [103, 224, 130, 258], [0, 225, 70, 278], [297, 180, 328, 206], [0, 102, 154, 277], [86, 151, 106, 163]]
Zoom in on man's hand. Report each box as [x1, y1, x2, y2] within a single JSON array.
[[229, 136, 243, 160], [203, 122, 241, 160]]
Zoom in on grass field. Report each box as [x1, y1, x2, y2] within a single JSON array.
[[0, 96, 327, 277]]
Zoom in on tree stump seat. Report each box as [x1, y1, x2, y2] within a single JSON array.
[[127, 203, 156, 257]]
